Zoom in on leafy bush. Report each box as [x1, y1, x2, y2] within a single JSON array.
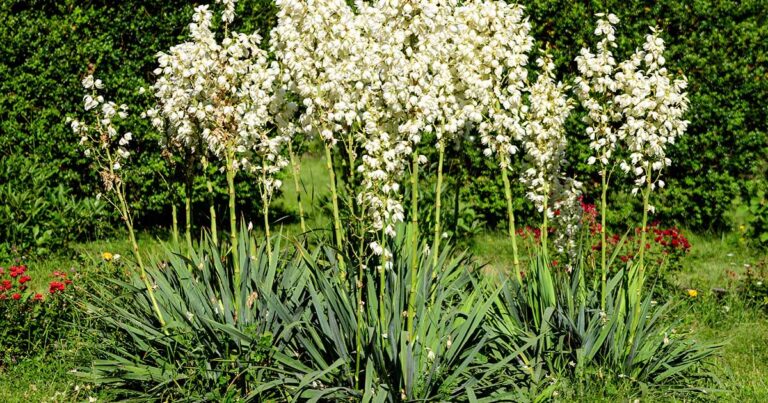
[[0, 264, 79, 366], [744, 176, 768, 248], [0, 155, 109, 258], [270, 233, 514, 401], [492, 252, 721, 399], [0, 0, 278, 228], [78, 230, 298, 401]]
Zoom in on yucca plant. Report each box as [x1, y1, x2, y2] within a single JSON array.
[[268, 229, 516, 401], [492, 245, 722, 399], [77, 228, 307, 401]]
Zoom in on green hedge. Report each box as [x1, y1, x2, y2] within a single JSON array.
[[1, 0, 765, 234], [0, 0, 278, 233]]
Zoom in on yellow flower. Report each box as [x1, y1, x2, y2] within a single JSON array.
[[102, 252, 114, 261], [686, 289, 698, 298]]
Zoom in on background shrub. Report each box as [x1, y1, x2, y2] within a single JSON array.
[[0, 155, 109, 258], [1, 0, 765, 239]]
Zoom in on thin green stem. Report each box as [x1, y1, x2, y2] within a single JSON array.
[[185, 158, 194, 259], [288, 143, 307, 233], [407, 151, 420, 342], [324, 142, 346, 280], [261, 169, 272, 267], [378, 230, 387, 339], [541, 195, 549, 257], [638, 164, 652, 269], [171, 203, 179, 248], [501, 167, 521, 284], [225, 150, 240, 313], [354, 234, 365, 389], [202, 155, 218, 245], [432, 140, 446, 268], [117, 189, 166, 328], [601, 168, 608, 312]]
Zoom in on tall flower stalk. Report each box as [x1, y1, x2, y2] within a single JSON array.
[[615, 28, 690, 302], [521, 53, 573, 257], [70, 75, 166, 328], [454, 0, 534, 282], [575, 13, 623, 310], [201, 154, 218, 244], [287, 142, 306, 233], [149, 1, 283, 312]]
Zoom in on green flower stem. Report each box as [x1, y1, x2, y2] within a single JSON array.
[[171, 203, 179, 248], [261, 168, 272, 267], [638, 163, 652, 269], [324, 142, 346, 280], [541, 195, 549, 257], [288, 142, 307, 233], [185, 158, 194, 259], [501, 166, 521, 284], [118, 192, 166, 329], [354, 233, 365, 389], [432, 139, 446, 267], [600, 168, 608, 312], [99, 136, 166, 331], [378, 230, 387, 339], [106, 146, 165, 329], [225, 150, 240, 311], [407, 151, 420, 342], [345, 133, 357, 217], [202, 155, 218, 245]]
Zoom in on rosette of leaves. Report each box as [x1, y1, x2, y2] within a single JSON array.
[[267, 228, 517, 401], [491, 245, 722, 399], [77, 229, 307, 400]]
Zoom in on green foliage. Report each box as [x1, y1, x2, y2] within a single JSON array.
[[491, 250, 721, 399], [78, 229, 296, 400], [271, 232, 513, 401], [0, 155, 109, 258], [744, 176, 768, 248], [0, 0, 278, 229]]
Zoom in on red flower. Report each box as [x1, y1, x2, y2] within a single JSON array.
[[49, 281, 66, 294], [18, 275, 31, 284], [2, 280, 11, 290], [33, 293, 43, 301], [10, 265, 26, 278], [12, 293, 21, 300]]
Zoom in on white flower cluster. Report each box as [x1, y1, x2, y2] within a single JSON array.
[[453, 0, 534, 169], [550, 178, 584, 259], [521, 55, 573, 213], [575, 13, 623, 167], [577, 14, 689, 196], [271, 0, 363, 146], [68, 75, 132, 192], [148, 1, 290, 196], [615, 30, 689, 194], [273, 0, 541, 249]]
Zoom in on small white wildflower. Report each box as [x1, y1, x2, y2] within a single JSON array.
[[427, 348, 435, 361]]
